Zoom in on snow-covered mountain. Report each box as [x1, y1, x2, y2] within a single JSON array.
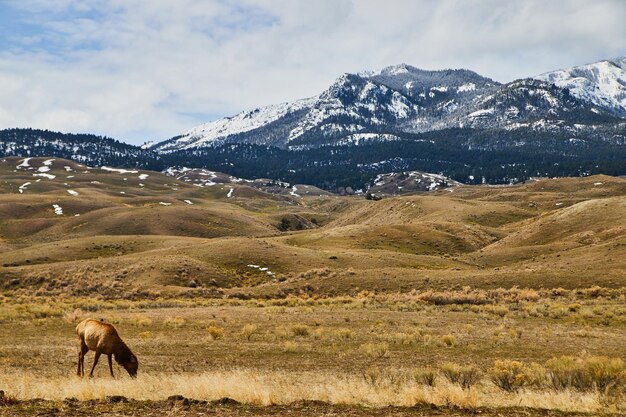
[[152, 58, 625, 152], [2, 58, 625, 192], [155, 73, 423, 151], [535, 57, 626, 117]]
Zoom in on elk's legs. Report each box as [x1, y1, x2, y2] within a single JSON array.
[[78, 342, 88, 377], [89, 352, 101, 378], [108, 354, 114, 377]]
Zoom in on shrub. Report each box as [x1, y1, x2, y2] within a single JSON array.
[[362, 366, 404, 388], [283, 341, 298, 353], [290, 324, 310, 337], [207, 326, 225, 340], [440, 362, 482, 389], [489, 360, 546, 392], [334, 328, 354, 339], [568, 303, 582, 312], [484, 304, 509, 317], [441, 334, 456, 347], [130, 315, 153, 326], [546, 354, 626, 393], [138, 331, 152, 340], [362, 366, 385, 386], [241, 324, 258, 341], [164, 316, 186, 328], [360, 343, 390, 359], [410, 367, 437, 386], [585, 356, 626, 393], [385, 331, 420, 345]]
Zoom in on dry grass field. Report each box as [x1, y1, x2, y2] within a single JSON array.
[[0, 156, 625, 416]]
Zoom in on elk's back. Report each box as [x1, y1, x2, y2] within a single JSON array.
[[76, 318, 120, 354]]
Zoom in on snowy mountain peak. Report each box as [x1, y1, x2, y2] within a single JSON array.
[[378, 63, 414, 76], [152, 58, 625, 153], [535, 57, 626, 117]]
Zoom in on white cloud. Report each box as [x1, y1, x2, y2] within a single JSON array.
[[0, 0, 624, 144]]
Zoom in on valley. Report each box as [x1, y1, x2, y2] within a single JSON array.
[[0, 156, 624, 415]]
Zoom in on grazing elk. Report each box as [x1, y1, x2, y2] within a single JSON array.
[[76, 318, 138, 378]]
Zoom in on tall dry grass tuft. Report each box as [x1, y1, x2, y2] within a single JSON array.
[[488, 360, 545, 392], [289, 324, 310, 337], [440, 363, 482, 389], [0, 370, 605, 412], [360, 343, 390, 359], [207, 326, 225, 340], [545, 354, 626, 393], [164, 316, 186, 328], [241, 324, 258, 341]]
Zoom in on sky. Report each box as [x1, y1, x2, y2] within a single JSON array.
[[0, 0, 624, 145]]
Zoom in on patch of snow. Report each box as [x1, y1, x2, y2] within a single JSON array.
[[184, 200, 193, 204], [101, 166, 138, 174], [593, 182, 603, 186], [336, 133, 401, 146], [64, 166, 73, 172], [37, 166, 50, 173], [468, 108, 495, 118], [457, 83, 476, 93], [33, 173, 56, 179], [159, 202, 172, 206], [42, 159, 55, 166], [67, 190, 79, 196], [247, 264, 274, 276], [290, 185, 301, 197], [138, 174, 149, 180], [16, 158, 31, 168], [227, 187, 234, 198], [52, 204, 63, 215]]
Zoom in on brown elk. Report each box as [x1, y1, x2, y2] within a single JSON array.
[[76, 318, 138, 378]]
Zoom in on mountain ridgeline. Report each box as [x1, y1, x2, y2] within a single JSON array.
[[1, 58, 625, 191]]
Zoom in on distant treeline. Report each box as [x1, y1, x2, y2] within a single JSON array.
[[2, 127, 625, 191]]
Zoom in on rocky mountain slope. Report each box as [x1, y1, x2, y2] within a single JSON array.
[[535, 57, 626, 117], [154, 59, 625, 151]]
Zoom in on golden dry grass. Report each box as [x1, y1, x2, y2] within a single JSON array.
[[0, 370, 607, 412]]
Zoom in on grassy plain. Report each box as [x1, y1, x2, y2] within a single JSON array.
[[0, 157, 625, 415]]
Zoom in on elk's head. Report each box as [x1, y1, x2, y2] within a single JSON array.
[[122, 354, 138, 378]]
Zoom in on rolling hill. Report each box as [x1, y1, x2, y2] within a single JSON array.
[[1, 156, 624, 298]]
